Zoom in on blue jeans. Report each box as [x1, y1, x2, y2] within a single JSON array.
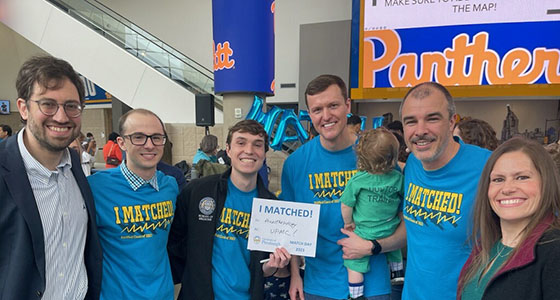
[[304, 292, 391, 300]]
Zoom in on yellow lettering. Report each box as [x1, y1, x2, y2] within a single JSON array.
[[314, 173, 324, 189], [413, 187, 423, 206], [122, 206, 134, 223], [330, 172, 338, 188], [141, 204, 151, 221], [224, 208, 232, 224], [440, 192, 451, 212], [113, 207, 121, 224], [157, 202, 163, 219], [432, 191, 443, 211], [134, 205, 144, 222], [344, 171, 353, 186], [150, 203, 157, 220], [324, 172, 332, 188], [447, 193, 458, 214], [233, 210, 241, 226], [241, 212, 251, 228], [337, 171, 344, 188]]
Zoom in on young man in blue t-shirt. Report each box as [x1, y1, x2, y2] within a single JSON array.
[[281, 75, 406, 300], [168, 120, 290, 300], [88, 109, 179, 300]]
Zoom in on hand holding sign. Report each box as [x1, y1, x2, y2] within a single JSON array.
[[248, 198, 320, 257]]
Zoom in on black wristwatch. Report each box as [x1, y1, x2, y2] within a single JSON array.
[[370, 239, 382, 255]]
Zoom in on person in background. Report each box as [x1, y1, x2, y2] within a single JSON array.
[[193, 134, 218, 165], [0, 124, 13, 142], [385, 121, 403, 138], [70, 136, 93, 176], [102, 132, 122, 168], [454, 118, 498, 151], [347, 114, 362, 136], [457, 137, 560, 299], [0, 55, 102, 299], [83, 132, 97, 157], [544, 140, 560, 174]]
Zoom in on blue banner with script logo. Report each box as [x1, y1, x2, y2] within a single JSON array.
[[212, 0, 275, 95]]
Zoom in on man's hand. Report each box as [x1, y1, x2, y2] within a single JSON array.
[[343, 222, 356, 231], [289, 256, 304, 300], [337, 228, 373, 260], [289, 272, 304, 300], [264, 247, 291, 270]]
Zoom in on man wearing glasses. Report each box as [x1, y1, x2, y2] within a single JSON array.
[[87, 108, 179, 300], [0, 56, 102, 299]]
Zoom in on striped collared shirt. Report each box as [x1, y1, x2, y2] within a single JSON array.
[[119, 160, 159, 191], [18, 129, 88, 300]]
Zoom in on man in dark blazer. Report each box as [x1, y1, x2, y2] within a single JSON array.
[[0, 56, 102, 299]]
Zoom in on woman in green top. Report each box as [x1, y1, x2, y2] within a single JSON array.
[[457, 137, 560, 300]]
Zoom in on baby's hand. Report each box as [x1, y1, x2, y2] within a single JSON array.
[[344, 223, 355, 231]]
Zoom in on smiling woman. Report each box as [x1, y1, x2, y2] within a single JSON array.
[[457, 137, 560, 300]]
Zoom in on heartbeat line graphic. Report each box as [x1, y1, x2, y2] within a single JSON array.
[[121, 219, 172, 233], [313, 189, 343, 198], [216, 224, 249, 238], [405, 206, 461, 225]]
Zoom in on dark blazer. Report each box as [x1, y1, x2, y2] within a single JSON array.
[[0, 135, 103, 300]]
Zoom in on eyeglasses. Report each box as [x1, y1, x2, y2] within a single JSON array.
[[124, 133, 167, 146], [30, 99, 83, 117]]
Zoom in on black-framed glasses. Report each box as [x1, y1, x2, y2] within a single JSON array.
[[30, 99, 83, 117], [124, 133, 167, 146]]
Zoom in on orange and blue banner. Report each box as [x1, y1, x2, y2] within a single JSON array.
[[351, 0, 560, 99], [212, 0, 275, 95]]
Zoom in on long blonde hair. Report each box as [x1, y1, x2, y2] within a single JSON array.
[[458, 137, 560, 294]]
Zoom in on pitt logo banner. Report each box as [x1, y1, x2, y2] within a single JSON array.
[[212, 0, 275, 95], [350, 0, 560, 99]]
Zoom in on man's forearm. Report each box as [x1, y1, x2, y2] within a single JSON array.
[[377, 214, 406, 253]]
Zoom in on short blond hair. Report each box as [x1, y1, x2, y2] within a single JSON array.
[[356, 128, 399, 174]]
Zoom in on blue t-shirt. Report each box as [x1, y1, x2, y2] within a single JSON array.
[[402, 139, 491, 300], [212, 179, 257, 300], [193, 149, 217, 165], [280, 137, 391, 299], [88, 168, 178, 300]]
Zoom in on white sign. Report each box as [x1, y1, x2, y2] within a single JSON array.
[[365, 0, 560, 30], [247, 198, 320, 257]]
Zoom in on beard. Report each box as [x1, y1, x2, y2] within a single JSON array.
[[27, 116, 80, 153]]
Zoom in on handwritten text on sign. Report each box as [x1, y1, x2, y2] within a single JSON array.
[[248, 198, 320, 257]]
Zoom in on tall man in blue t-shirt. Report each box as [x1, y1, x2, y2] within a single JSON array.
[[88, 108, 180, 300], [398, 82, 490, 300], [168, 120, 290, 300], [282, 74, 406, 300]]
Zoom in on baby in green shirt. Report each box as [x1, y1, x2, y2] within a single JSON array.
[[340, 128, 405, 300]]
